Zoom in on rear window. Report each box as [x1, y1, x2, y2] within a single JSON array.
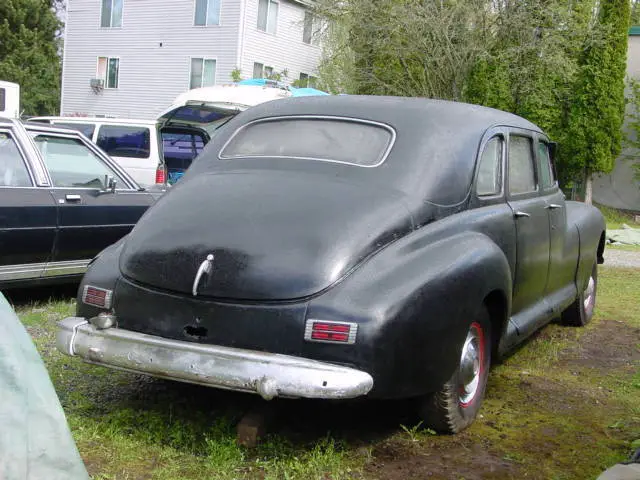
[[97, 125, 151, 159], [54, 122, 96, 138], [220, 118, 394, 167]]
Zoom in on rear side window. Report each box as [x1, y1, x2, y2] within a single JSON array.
[[0, 131, 32, 187], [0, 89, 5, 112], [508, 136, 536, 195], [476, 136, 503, 196], [537, 141, 555, 189], [221, 118, 394, 167], [97, 125, 151, 159], [55, 122, 96, 139]]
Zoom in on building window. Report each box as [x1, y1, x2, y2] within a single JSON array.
[[257, 0, 278, 34], [253, 62, 264, 78], [194, 0, 221, 26], [303, 11, 321, 45], [190, 58, 216, 89], [101, 0, 123, 28], [299, 73, 317, 88], [97, 57, 120, 89]]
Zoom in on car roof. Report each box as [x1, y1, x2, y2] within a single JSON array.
[[188, 95, 546, 207]]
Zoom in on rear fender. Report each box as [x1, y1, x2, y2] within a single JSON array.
[[306, 230, 512, 398], [566, 201, 606, 291]]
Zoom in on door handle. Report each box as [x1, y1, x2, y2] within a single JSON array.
[[65, 194, 82, 202], [514, 211, 531, 218], [545, 204, 563, 210]]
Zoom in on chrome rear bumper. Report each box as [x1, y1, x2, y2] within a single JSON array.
[[56, 317, 374, 400]]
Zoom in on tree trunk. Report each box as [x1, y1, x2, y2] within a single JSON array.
[[584, 172, 593, 205]]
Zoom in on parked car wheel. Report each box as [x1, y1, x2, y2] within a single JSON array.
[[418, 308, 491, 433], [562, 261, 598, 327]]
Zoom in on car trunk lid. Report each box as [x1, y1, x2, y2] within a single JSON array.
[[119, 170, 413, 301]]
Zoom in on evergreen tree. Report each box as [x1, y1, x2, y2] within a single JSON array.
[[565, 0, 630, 203], [0, 0, 62, 116]]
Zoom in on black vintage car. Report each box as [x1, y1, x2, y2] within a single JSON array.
[[56, 96, 606, 433], [0, 118, 161, 288]]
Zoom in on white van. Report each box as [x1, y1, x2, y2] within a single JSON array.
[[0, 81, 20, 118], [26, 117, 161, 187]]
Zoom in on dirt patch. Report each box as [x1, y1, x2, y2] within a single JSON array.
[[559, 319, 640, 371], [366, 438, 521, 480]]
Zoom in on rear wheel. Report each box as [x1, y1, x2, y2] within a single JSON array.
[[562, 261, 597, 327], [418, 308, 491, 433]]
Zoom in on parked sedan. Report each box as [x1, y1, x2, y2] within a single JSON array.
[[56, 96, 606, 433], [0, 118, 161, 288]]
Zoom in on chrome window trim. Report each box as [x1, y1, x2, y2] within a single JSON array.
[[26, 129, 140, 190], [218, 115, 397, 168], [0, 127, 37, 187]]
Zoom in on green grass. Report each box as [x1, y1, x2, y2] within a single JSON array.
[[14, 266, 640, 479]]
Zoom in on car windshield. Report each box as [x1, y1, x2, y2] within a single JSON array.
[[220, 118, 394, 167]]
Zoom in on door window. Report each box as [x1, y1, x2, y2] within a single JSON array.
[[508, 136, 536, 195], [0, 132, 32, 187], [32, 135, 126, 189], [476, 136, 503, 196], [96, 125, 150, 159], [537, 141, 555, 189]]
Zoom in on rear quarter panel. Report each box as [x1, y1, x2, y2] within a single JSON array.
[[565, 201, 606, 291]]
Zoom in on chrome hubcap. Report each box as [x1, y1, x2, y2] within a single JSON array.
[[459, 324, 483, 406], [583, 275, 595, 316]]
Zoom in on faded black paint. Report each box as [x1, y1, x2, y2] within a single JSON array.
[[75, 97, 606, 399]]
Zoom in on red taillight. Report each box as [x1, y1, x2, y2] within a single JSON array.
[[155, 163, 166, 184], [82, 285, 113, 309], [304, 320, 357, 344]]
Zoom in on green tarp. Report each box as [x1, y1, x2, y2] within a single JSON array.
[[0, 293, 89, 480]]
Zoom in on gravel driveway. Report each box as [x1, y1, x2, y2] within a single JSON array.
[[603, 248, 640, 268]]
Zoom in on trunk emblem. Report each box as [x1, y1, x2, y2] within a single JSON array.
[[192, 254, 214, 297]]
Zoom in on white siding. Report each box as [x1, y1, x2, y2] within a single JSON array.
[[239, 0, 321, 85], [62, 0, 242, 119]]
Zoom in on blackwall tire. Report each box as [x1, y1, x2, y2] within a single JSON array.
[[418, 307, 491, 434]]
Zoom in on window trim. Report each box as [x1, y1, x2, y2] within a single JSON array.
[[0, 128, 36, 188], [218, 115, 397, 168], [474, 134, 505, 199], [193, 0, 222, 27], [96, 56, 120, 89], [257, 0, 279, 35], [506, 131, 539, 199], [189, 57, 218, 90], [100, 0, 124, 29], [30, 131, 137, 191]]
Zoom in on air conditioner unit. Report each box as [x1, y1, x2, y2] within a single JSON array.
[[90, 78, 104, 93]]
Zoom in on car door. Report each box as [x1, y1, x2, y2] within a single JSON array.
[[0, 125, 57, 283], [506, 131, 551, 329], [29, 130, 152, 270], [537, 139, 576, 304]]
